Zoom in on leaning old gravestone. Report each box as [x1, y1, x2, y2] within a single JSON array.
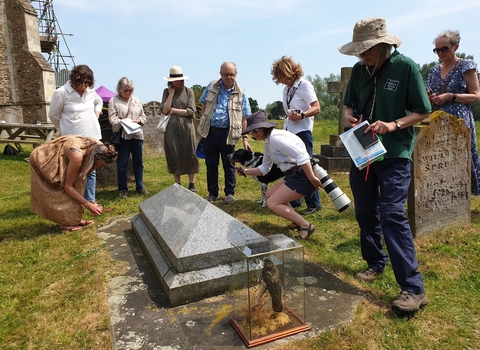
[[317, 67, 352, 172], [131, 184, 266, 306], [408, 111, 471, 237]]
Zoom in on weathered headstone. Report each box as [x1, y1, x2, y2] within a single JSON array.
[[131, 184, 267, 306], [317, 67, 352, 172], [408, 111, 471, 237], [143, 100, 165, 156]]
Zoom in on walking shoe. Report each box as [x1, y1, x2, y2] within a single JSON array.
[[136, 188, 149, 196], [392, 291, 428, 313], [301, 206, 321, 215], [119, 190, 128, 199], [223, 195, 235, 204], [188, 183, 196, 193], [206, 195, 218, 202], [355, 267, 382, 283]]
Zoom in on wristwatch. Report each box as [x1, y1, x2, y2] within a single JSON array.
[[301, 112, 305, 119], [394, 120, 402, 130]]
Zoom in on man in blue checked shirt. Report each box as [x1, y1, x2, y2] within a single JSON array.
[[198, 61, 251, 204]]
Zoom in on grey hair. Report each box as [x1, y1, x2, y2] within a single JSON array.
[[116, 77, 134, 94], [434, 30, 461, 45], [220, 61, 237, 74]]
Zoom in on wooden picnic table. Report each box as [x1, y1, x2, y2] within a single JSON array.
[[0, 122, 57, 152]]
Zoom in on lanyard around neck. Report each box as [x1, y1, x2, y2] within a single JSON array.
[[286, 81, 302, 109]]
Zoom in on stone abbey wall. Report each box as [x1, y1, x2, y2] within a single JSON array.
[[0, 0, 55, 123]]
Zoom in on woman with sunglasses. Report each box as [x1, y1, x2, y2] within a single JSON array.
[[427, 30, 480, 195], [237, 111, 322, 239], [108, 77, 148, 199]]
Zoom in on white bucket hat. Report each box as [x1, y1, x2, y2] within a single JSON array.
[[163, 66, 189, 82], [338, 18, 402, 56]]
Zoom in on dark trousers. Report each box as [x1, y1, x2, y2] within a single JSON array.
[[291, 130, 321, 209], [117, 138, 144, 192], [349, 158, 425, 294], [204, 128, 235, 197]]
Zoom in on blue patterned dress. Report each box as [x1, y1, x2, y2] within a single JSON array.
[[427, 59, 480, 195]]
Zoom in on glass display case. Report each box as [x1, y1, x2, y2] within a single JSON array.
[[230, 234, 310, 348]]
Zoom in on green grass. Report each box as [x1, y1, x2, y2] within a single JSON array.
[[1, 120, 480, 349]]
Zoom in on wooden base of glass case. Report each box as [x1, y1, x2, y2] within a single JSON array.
[[230, 306, 311, 348]]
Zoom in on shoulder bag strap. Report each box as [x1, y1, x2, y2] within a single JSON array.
[[441, 59, 463, 94]]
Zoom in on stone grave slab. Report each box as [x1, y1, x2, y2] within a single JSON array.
[[132, 184, 266, 306], [408, 111, 471, 236]]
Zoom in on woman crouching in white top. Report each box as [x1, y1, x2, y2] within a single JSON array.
[[237, 111, 322, 239]]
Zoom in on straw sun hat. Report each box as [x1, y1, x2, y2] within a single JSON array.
[[163, 66, 189, 82], [338, 18, 402, 56]]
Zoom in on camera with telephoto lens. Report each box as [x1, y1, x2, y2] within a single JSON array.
[[311, 158, 352, 212]]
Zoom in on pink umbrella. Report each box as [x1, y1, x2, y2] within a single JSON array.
[[95, 86, 116, 104]]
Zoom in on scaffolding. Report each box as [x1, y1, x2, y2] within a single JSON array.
[[29, 0, 75, 85]]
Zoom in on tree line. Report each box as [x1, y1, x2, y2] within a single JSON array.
[[190, 54, 480, 121]]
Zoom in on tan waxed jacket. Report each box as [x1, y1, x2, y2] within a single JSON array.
[[198, 79, 245, 145]]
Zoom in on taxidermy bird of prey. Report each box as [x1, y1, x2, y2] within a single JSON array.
[[262, 257, 283, 312]]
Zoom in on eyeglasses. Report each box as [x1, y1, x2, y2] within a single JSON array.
[[355, 48, 372, 58], [433, 45, 452, 54], [123, 89, 133, 93], [249, 128, 261, 134]]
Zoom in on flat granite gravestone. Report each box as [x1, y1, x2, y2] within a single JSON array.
[[408, 111, 471, 237], [131, 184, 267, 306]]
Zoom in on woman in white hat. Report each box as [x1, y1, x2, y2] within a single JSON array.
[[160, 66, 199, 191], [237, 111, 322, 239], [339, 18, 431, 313]]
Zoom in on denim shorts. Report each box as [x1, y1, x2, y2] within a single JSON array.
[[284, 167, 316, 197]]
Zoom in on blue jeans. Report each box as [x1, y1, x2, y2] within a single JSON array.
[[290, 130, 321, 209], [117, 138, 145, 192], [84, 170, 96, 201], [350, 158, 425, 294], [204, 128, 235, 197]]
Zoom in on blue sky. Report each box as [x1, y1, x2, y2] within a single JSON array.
[[51, 0, 480, 109]]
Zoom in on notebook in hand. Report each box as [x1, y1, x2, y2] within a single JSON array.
[[353, 123, 379, 149]]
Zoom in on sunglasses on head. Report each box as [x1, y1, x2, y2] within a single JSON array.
[[433, 45, 452, 54]]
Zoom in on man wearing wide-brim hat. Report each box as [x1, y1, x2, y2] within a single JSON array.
[[338, 17, 431, 313]]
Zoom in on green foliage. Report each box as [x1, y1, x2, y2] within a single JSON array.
[[190, 84, 206, 105], [306, 74, 340, 121], [268, 100, 285, 119], [248, 97, 259, 113]]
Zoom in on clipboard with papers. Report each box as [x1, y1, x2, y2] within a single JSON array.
[[119, 118, 142, 135], [339, 120, 387, 170]]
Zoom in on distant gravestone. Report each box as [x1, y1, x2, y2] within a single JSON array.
[[317, 67, 352, 172], [408, 111, 471, 237], [131, 184, 267, 306], [143, 100, 165, 156]]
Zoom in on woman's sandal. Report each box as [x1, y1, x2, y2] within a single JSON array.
[[299, 223, 315, 240], [288, 222, 300, 230]]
